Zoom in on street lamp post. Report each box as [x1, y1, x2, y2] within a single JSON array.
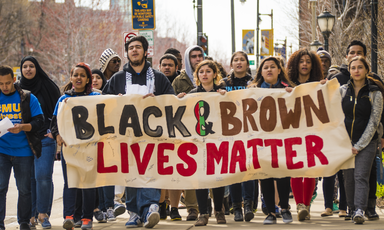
[[317, 9, 335, 52]]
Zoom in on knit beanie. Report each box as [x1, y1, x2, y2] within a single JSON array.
[[317, 47, 331, 63], [99, 48, 121, 73]]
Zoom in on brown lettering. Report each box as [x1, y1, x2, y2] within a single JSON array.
[[242, 98, 258, 132], [220, 102, 242, 136], [303, 90, 330, 127], [259, 96, 277, 132]]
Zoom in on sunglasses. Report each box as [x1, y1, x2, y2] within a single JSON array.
[[111, 59, 121, 64]]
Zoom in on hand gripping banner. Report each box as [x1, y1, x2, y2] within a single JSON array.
[[57, 79, 354, 189]]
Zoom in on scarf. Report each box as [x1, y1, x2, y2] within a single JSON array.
[[125, 66, 155, 94]]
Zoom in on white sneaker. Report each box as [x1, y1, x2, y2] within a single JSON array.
[[125, 211, 143, 228], [106, 207, 116, 221], [144, 204, 160, 228]]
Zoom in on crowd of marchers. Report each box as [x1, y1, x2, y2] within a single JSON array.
[[0, 36, 383, 230]]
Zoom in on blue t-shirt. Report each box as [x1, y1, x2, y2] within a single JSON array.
[[53, 92, 100, 116], [0, 90, 43, 157]]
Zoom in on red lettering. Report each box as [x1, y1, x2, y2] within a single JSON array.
[[284, 137, 303, 169], [177, 143, 198, 177], [230, 140, 247, 173], [305, 135, 328, 167], [206, 142, 229, 175], [130, 143, 155, 175], [97, 142, 118, 173], [157, 143, 174, 175], [121, 143, 129, 173], [247, 139, 263, 169], [264, 139, 283, 168]]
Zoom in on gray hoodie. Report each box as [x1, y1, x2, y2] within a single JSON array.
[[184, 45, 205, 86]]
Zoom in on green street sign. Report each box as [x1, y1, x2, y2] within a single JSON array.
[[250, 60, 255, 65]]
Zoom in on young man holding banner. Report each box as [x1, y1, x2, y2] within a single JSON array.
[[103, 35, 174, 228]]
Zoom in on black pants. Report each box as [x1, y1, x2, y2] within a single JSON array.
[[323, 170, 346, 210], [260, 177, 290, 213], [369, 157, 377, 202], [196, 187, 225, 214]]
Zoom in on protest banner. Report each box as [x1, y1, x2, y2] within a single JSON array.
[[57, 79, 354, 189]]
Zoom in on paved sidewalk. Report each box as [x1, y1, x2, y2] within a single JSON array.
[[4, 161, 384, 229]]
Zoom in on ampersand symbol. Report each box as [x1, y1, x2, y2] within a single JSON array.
[[194, 100, 215, 136]]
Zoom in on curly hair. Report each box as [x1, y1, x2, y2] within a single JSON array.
[[249, 56, 293, 87], [193, 60, 223, 86], [63, 62, 93, 95], [287, 48, 323, 83], [349, 56, 384, 100]]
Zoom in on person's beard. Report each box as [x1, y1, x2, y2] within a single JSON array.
[[129, 55, 145, 67]]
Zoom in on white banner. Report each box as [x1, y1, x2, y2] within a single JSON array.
[[58, 79, 354, 189]]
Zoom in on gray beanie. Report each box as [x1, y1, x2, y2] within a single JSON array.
[[317, 47, 331, 63], [99, 48, 121, 73]]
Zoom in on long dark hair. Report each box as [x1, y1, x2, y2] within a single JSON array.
[[249, 56, 293, 87], [348, 56, 384, 99], [227, 51, 250, 85], [63, 63, 93, 95], [287, 48, 323, 83]]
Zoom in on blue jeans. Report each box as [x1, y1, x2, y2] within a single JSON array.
[[125, 187, 161, 221], [98, 186, 115, 211], [0, 153, 34, 227], [230, 180, 255, 203], [61, 151, 96, 220], [31, 137, 56, 216]]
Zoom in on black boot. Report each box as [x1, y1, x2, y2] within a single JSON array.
[[365, 199, 379, 220], [244, 200, 254, 222], [233, 202, 243, 221]]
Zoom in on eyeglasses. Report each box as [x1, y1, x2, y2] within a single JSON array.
[[111, 59, 121, 64]]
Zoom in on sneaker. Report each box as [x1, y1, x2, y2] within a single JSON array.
[[263, 214, 277, 224], [125, 211, 143, 228], [353, 209, 365, 224], [310, 192, 317, 204], [107, 207, 117, 221], [187, 208, 198, 221], [29, 222, 36, 229], [159, 201, 167, 220], [170, 207, 182, 221], [19, 223, 31, 230], [74, 220, 82, 228], [144, 204, 160, 228], [281, 209, 293, 223], [297, 203, 308, 221], [38, 217, 51, 229], [345, 209, 352, 220], [333, 203, 340, 213], [114, 203, 126, 217], [80, 219, 92, 230], [94, 210, 107, 223], [62, 216, 75, 230], [321, 208, 333, 217]]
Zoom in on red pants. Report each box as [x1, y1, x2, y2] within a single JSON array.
[[290, 177, 316, 206]]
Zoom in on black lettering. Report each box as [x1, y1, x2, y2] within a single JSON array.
[[97, 104, 115, 135], [72, 106, 95, 140], [119, 105, 143, 137], [165, 106, 191, 138], [143, 106, 163, 137]]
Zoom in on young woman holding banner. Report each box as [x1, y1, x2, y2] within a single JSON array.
[[287, 48, 323, 221], [50, 63, 99, 230], [341, 56, 384, 224], [177, 60, 226, 226], [221, 51, 257, 222], [248, 56, 294, 224]]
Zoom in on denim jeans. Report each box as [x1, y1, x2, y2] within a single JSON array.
[[31, 137, 56, 216], [98, 186, 115, 211], [61, 151, 96, 220], [125, 187, 161, 221], [229, 180, 255, 203], [0, 153, 33, 227]]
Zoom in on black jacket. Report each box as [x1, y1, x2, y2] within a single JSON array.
[[103, 61, 175, 96], [342, 79, 380, 144], [222, 73, 253, 92], [332, 64, 350, 86], [14, 84, 44, 158], [189, 83, 226, 94]]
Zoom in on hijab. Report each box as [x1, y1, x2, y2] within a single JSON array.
[[91, 69, 107, 90], [20, 56, 61, 120]]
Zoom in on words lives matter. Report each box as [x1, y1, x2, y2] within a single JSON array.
[[70, 89, 331, 176]]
